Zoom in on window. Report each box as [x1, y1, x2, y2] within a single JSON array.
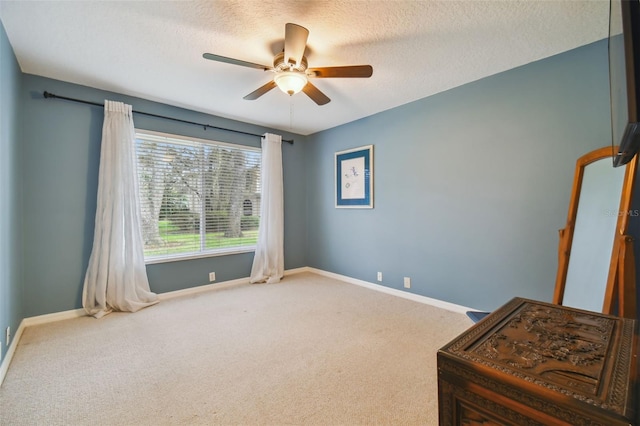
[[135, 130, 261, 263]]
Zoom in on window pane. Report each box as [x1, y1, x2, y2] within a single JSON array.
[[135, 131, 261, 262]]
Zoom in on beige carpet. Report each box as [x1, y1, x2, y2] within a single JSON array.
[[0, 272, 472, 425]]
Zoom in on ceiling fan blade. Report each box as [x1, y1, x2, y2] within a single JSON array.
[[308, 65, 373, 78], [284, 23, 309, 68], [243, 80, 277, 100], [302, 82, 330, 106], [203, 53, 270, 71]]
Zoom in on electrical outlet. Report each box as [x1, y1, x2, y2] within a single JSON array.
[[5, 326, 10, 346], [209, 272, 216, 282], [403, 277, 411, 289], [377, 272, 383, 281]]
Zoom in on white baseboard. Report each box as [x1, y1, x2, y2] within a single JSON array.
[[23, 308, 86, 327], [307, 267, 477, 315], [0, 266, 472, 387], [158, 267, 310, 300], [158, 277, 250, 300], [0, 319, 25, 387], [283, 266, 310, 276]]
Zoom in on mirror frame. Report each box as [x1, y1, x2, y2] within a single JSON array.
[[553, 146, 637, 318]]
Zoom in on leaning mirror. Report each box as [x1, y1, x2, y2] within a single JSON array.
[[553, 146, 637, 318]]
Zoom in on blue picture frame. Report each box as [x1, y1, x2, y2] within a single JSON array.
[[335, 145, 374, 208]]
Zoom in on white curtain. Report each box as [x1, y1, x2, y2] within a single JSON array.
[[250, 133, 284, 284], [82, 100, 158, 318]]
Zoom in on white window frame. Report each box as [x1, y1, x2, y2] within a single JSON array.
[[135, 129, 261, 264]]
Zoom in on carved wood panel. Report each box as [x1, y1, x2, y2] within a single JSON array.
[[438, 298, 638, 425]]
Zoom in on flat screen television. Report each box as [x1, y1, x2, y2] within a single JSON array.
[[609, 0, 640, 167]]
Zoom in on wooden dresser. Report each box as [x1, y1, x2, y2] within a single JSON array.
[[437, 297, 639, 425]]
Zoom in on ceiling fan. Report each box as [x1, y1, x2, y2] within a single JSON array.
[[203, 23, 373, 106]]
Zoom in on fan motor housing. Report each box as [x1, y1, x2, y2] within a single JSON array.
[[273, 52, 308, 72]]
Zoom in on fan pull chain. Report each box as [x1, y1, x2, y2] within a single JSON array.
[[289, 99, 294, 131]]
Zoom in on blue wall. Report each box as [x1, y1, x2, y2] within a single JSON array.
[[19, 75, 308, 317], [0, 21, 22, 365], [306, 40, 612, 312]]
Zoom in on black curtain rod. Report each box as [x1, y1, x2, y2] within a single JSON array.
[[42, 91, 294, 145]]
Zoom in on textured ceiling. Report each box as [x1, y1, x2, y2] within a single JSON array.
[[0, 0, 609, 136]]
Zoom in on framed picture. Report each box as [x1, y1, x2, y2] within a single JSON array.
[[335, 145, 374, 208]]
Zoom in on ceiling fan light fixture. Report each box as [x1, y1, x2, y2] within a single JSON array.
[[203, 23, 372, 105], [274, 71, 308, 96]]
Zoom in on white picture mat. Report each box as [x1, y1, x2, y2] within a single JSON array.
[[340, 156, 365, 199]]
